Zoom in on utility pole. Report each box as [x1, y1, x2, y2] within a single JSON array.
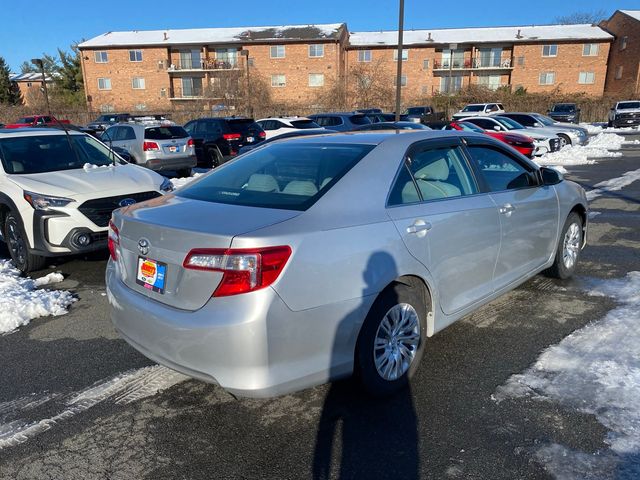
[[394, 0, 405, 122], [241, 50, 252, 117], [31, 58, 51, 116]]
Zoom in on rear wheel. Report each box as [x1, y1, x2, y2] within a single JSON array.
[[4, 213, 46, 273], [546, 212, 583, 279], [355, 281, 428, 396], [207, 147, 223, 168], [176, 167, 192, 178]]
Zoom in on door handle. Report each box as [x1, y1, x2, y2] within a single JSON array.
[[499, 203, 516, 215], [406, 219, 432, 235]]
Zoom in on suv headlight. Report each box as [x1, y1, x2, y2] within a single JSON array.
[[23, 191, 75, 210], [159, 178, 174, 193]]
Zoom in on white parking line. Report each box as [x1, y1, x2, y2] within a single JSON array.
[[586, 167, 640, 201]]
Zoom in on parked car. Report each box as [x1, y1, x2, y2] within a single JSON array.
[[364, 113, 409, 123], [237, 128, 336, 155], [87, 113, 132, 132], [353, 122, 432, 131], [183, 117, 266, 167], [547, 104, 580, 124], [0, 128, 173, 272], [308, 112, 372, 132], [403, 106, 446, 125], [256, 117, 322, 139], [444, 121, 535, 158], [102, 123, 196, 177], [4, 115, 71, 129], [460, 116, 562, 156], [498, 112, 588, 146], [107, 130, 587, 398], [451, 103, 505, 120], [355, 108, 383, 114], [608, 100, 640, 128]]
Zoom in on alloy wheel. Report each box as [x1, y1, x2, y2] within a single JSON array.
[[563, 222, 581, 269], [373, 303, 421, 381]]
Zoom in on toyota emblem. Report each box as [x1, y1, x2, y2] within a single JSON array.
[[138, 238, 150, 255]]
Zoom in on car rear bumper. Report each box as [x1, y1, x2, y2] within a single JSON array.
[[144, 155, 197, 171], [106, 262, 368, 397]]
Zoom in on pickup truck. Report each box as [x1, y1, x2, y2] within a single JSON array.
[[452, 103, 505, 121], [403, 106, 447, 127], [4, 115, 71, 129], [608, 101, 640, 128]]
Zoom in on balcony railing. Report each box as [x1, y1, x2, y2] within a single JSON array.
[[433, 58, 512, 70], [170, 86, 204, 100], [168, 58, 241, 71]]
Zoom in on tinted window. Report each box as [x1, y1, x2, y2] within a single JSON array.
[[618, 102, 640, 109], [467, 145, 537, 192], [178, 143, 375, 211], [462, 105, 484, 112], [227, 119, 260, 133], [290, 119, 320, 129], [504, 114, 535, 127], [17, 117, 35, 124], [120, 126, 136, 140], [553, 104, 576, 112], [349, 115, 371, 126], [406, 107, 426, 115], [493, 117, 526, 130], [468, 118, 498, 130], [145, 126, 188, 140], [314, 116, 342, 127]]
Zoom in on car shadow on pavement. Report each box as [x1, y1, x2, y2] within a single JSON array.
[[312, 252, 420, 480]]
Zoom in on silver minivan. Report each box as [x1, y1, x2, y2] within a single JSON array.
[[103, 123, 197, 177]]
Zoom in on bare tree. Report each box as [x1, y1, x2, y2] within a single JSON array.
[[348, 59, 395, 109], [555, 10, 608, 25]]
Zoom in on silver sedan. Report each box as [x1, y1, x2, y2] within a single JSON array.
[[106, 131, 588, 398]]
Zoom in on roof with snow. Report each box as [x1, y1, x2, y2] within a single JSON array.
[[349, 24, 613, 47], [9, 72, 54, 82], [78, 23, 346, 48], [620, 10, 640, 22]]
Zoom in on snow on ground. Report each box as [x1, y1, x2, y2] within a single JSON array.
[[494, 272, 640, 478], [0, 260, 75, 334], [580, 123, 640, 135], [586, 167, 640, 201], [534, 132, 626, 169]]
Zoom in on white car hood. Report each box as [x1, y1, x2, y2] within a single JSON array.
[[9, 164, 164, 199]]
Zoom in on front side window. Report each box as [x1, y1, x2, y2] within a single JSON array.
[[358, 50, 372, 62], [389, 145, 478, 205], [270, 45, 286, 58], [271, 74, 286, 87], [177, 143, 375, 211], [393, 49, 409, 61], [94, 51, 108, 63], [467, 145, 537, 192], [309, 44, 324, 57], [131, 77, 145, 89], [129, 50, 143, 62], [98, 77, 111, 90], [539, 72, 555, 85], [309, 73, 324, 87], [583, 43, 599, 56], [542, 44, 558, 57], [578, 71, 595, 84]]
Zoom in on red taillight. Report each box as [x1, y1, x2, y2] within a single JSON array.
[[258, 131, 266, 138], [187, 138, 194, 147], [222, 133, 241, 141], [143, 141, 160, 151], [183, 246, 292, 297], [108, 220, 120, 261]]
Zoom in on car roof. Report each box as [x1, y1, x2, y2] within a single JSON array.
[[0, 127, 86, 137], [258, 130, 472, 146], [309, 112, 366, 117]]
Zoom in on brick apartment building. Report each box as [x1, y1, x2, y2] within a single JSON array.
[[77, 13, 640, 113], [8, 72, 55, 107], [601, 10, 640, 96]]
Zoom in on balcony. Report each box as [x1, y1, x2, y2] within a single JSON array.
[[169, 86, 204, 100], [168, 58, 242, 72], [433, 58, 513, 71]]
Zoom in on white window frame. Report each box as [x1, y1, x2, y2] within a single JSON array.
[[129, 49, 143, 62], [542, 44, 558, 57], [582, 43, 599, 56], [423, 59, 430, 70], [393, 49, 409, 61], [94, 51, 108, 63], [620, 36, 628, 51], [97, 78, 111, 90], [539, 71, 555, 85], [308, 73, 325, 87], [308, 44, 324, 58], [578, 71, 595, 84], [270, 45, 286, 59], [615, 65, 623, 80], [131, 77, 146, 89], [357, 50, 372, 62], [271, 74, 286, 87], [394, 75, 407, 87]]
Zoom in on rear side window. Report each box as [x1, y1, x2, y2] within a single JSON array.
[[349, 115, 371, 126], [290, 119, 320, 129], [467, 145, 538, 191], [178, 143, 375, 211], [314, 116, 342, 127], [505, 114, 534, 127], [145, 126, 188, 140]]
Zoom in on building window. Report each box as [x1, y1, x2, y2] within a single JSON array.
[[441, 49, 464, 68], [129, 50, 143, 62], [542, 45, 558, 57], [26, 82, 32, 87], [615, 66, 623, 79], [620, 36, 628, 50], [135, 104, 147, 111], [215, 48, 238, 68], [517, 56, 525, 66], [309, 44, 324, 58], [100, 104, 115, 113], [393, 49, 409, 61], [423, 59, 429, 70], [181, 77, 203, 97], [477, 48, 503, 68], [582, 44, 599, 56], [132, 77, 145, 89], [478, 74, 502, 90], [309, 73, 325, 87], [94, 51, 108, 63], [270, 45, 286, 58], [271, 74, 286, 87], [394, 75, 407, 87], [578, 72, 595, 84], [248, 58, 255, 67], [440, 76, 462, 93], [539, 72, 555, 85], [97, 78, 111, 90], [357, 50, 372, 62], [160, 88, 167, 98]]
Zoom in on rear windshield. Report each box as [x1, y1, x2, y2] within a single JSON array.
[[227, 119, 260, 132], [290, 119, 320, 129], [16, 117, 35, 124], [349, 115, 371, 125], [552, 104, 576, 112], [144, 126, 188, 140], [462, 105, 484, 112], [405, 107, 426, 115], [0, 134, 122, 174], [177, 142, 375, 211], [618, 102, 640, 110]]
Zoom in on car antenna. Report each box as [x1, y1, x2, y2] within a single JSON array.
[[51, 114, 83, 168]]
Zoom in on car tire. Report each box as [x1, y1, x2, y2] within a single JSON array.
[[207, 147, 223, 168], [557, 133, 571, 147], [607, 120, 613, 128], [176, 168, 192, 178], [545, 212, 583, 280], [4, 213, 47, 273], [355, 281, 428, 397]]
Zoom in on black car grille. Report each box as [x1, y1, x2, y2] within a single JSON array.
[[550, 138, 561, 152], [78, 191, 161, 227], [618, 112, 639, 119]]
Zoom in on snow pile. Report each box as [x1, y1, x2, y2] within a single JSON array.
[[83, 163, 113, 171], [494, 272, 640, 476], [0, 260, 75, 334], [586, 167, 640, 201], [580, 123, 640, 135], [170, 172, 204, 189], [535, 132, 625, 168], [580, 123, 604, 135]]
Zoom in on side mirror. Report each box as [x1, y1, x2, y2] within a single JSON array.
[[533, 122, 541, 127], [493, 126, 501, 131], [540, 166, 563, 185]]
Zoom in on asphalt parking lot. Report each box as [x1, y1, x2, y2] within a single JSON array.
[[1, 134, 639, 480]]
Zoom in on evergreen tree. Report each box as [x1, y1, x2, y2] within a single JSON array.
[[0, 57, 21, 105]]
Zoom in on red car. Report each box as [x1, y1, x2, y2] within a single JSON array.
[[445, 121, 535, 158], [4, 115, 70, 129]]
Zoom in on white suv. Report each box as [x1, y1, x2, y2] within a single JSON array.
[[256, 117, 324, 139], [0, 128, 173, 272], [452, 103, 505, 120]]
